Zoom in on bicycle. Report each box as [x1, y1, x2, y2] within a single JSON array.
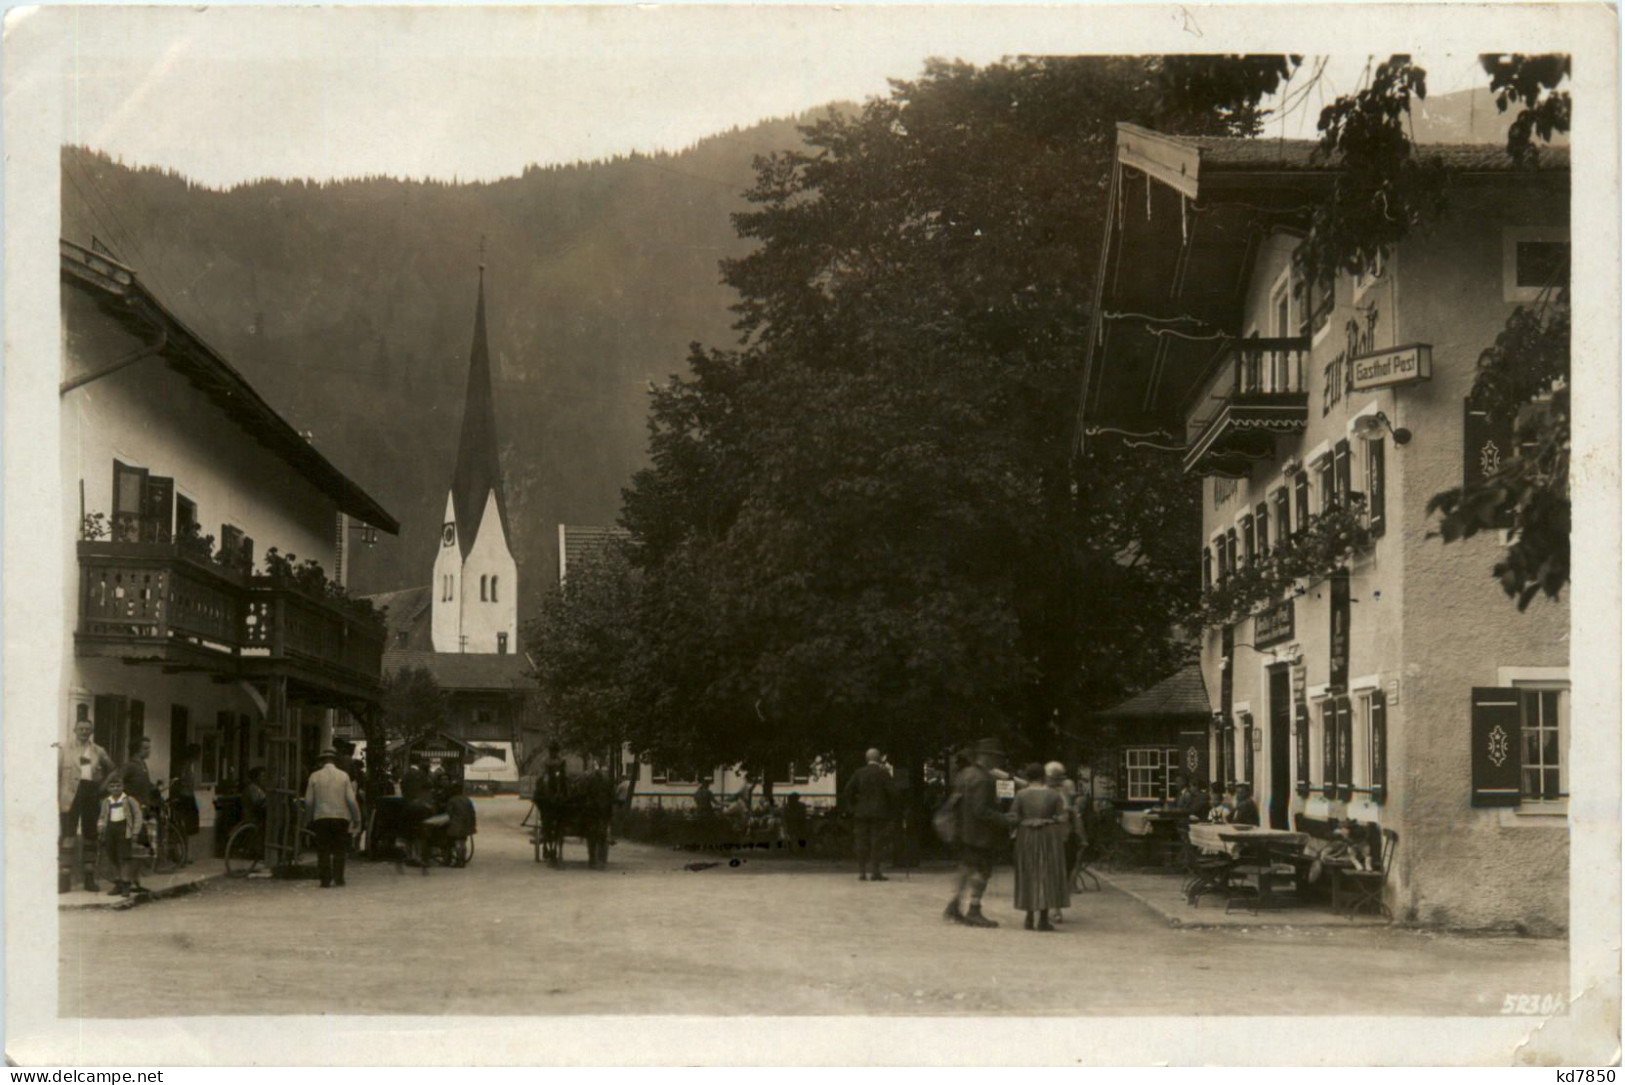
[[222, 800, 315, 878], [135, 790, 190, 876]]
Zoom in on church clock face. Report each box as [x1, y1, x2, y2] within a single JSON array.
[[441, 523, 456, 547]]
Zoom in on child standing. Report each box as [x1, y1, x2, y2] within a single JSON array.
[[98, 775, 145, 897]]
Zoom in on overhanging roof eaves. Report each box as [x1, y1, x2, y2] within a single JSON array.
[[60, 239, 400, 534]]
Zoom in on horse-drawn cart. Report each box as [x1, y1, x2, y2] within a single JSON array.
[[530, 771, 616, 869]]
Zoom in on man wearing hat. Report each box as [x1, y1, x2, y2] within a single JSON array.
[[58, 703, 115, 892], [945, 737, 1008, 928], [304, 747, 361, 888]]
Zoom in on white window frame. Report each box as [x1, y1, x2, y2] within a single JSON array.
[[1496, 666, 1569, 821], [1502, 227, 1570, 303], [1350, 674, 1380, 794], [1125, 747, 1166, 802]]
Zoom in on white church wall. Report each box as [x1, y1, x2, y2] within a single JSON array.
[[431, 492, 463, 652], [459, 489, 519, 654]]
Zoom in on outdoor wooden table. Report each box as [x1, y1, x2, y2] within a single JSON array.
[[1213, 827, 1308, 910]]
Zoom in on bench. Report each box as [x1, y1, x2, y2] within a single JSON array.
[[1291, 814, 1396, 918]]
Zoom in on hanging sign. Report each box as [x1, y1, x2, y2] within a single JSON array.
[[1350, 343, 1433, 391], [1254, 600, 1296, 648]]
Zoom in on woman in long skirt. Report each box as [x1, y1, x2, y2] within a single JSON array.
[[1007, 762, 1071, 931]]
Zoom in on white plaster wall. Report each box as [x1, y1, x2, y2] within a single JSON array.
[[1196, 178, 1569, 930], [457, 489, 519, 654], [431, 492, 463, 652]]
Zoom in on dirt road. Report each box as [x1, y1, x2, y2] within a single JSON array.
[[60, 797, 1565, 1017]]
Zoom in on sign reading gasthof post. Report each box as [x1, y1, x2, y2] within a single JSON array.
[[1350, 343, 1432, 391]]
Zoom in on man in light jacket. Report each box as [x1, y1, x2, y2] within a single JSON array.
[[305, 748, 361, 888], [59, 704, 115, 892]]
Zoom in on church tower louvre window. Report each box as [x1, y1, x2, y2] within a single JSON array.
[[431, 258, 520, 654]]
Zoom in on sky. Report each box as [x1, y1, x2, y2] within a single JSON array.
[[43, 6, 1494, 189]]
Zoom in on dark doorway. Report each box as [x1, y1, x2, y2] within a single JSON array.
[[1268, 666, 1291, 829]]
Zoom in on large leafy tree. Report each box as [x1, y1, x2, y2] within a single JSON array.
[[380, 665, 446, 748], [603, 56, 1294, 783]]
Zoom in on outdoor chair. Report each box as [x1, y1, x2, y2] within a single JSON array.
[[1331, 828, 1399, 920], [1182, 828, 1237, 908]]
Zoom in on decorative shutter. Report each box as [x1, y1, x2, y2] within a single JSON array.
[[1369, 689, 1387, 803], [1367, 439, 1387, 538], [1294, 702, 1310, 796], [1329, 569, 1351, 692], [141, 477, 175, 543], [1471, 687, 1523, 806], [1321, 702, 1336, 798], [1333, 440, 1352, 508], [1335, 696, 1354, 800], [1179, 729, 1208, 787], [1242, 714, 1255, 785], [1464, 401, 1516, 528]]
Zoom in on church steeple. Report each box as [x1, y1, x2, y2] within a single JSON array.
[[448, 262, 509, 561], [432, 253, 520, 656]]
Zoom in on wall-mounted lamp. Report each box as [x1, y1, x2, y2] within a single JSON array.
[[1352, 410, 1411, 446]]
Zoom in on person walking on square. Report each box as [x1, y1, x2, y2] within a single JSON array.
[[58, 704, 115, 893], [944, 737, 1008, 928], [1007, 762, 1071, 932], [97, 774, 145, 897], [304, 748, 361, 888], [846, 748, 896, 881]]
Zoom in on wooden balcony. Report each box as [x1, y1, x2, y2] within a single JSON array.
[[75, 541, 383, 702], [76, 541, 246, 669], [241, 580, 385, 702], [1183, 337, 1311, 477]]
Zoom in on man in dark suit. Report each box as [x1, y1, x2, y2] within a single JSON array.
[[845, 749, 896, 881], [945, 738, 1009, 928]]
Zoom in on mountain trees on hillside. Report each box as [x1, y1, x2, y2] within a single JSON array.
[[533, 56, 1296, 787]]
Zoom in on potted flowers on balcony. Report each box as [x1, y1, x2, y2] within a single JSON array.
[[1194, 499, 1372, 629]]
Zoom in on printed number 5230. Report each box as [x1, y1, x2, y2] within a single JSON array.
[[1502, 994, 1564, 1015]]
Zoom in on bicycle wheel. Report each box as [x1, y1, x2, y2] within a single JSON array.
[[224, 822, 263, 878]]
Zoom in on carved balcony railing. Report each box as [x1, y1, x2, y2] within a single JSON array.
[[243, 580, 385, 695], [1183, 337, 1312, 477], [76, 541, 246, 665]]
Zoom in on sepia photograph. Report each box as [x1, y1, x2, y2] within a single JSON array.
[[3, 2, 1618, 1067]]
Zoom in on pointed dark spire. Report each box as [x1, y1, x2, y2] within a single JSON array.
[[449, 263, 509, 560]]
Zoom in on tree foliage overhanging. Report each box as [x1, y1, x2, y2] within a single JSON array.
[[532, 56, 1299, 778], [1303, 54, 1571, 608]]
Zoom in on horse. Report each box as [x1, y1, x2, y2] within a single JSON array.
[[533, 771, 616, 869]]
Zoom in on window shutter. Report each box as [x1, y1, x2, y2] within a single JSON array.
[[128, 700, 145, 753], [1369, 689, 1388, 803], [141, 477, 175, 543], [1329, 569, 1351, 692], [1335, 695, 1354, 800], [1274, 487, 1290, 541], [241, 536, 255, 574], [1179, 729, 1208, 788], [1256, 502, 1270, 559], [1242, 515, 1255, 566], [1333, 440, 1352, 508], [1226, 529, 1238, 574], [1117, 749, 1129, 804], [1242, 714, 1255, 785], [1320, 702, 1336, 798], [1202, 547, 1213, 592], [1366, 439, 1387, 538], [1293, 472, 1310, 533], [112, 461, 148, 542], [1294, 702, 1310, 796], [1463, 401, 1516, 528], [221, 524, 245, 560], [1471, 687, 1523, 806]]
